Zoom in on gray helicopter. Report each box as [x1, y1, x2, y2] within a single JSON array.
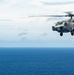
[[52, 12, 74, 36], [29, 12, 74, 36]]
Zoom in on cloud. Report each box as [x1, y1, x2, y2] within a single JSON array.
[[20, 37, 31, 43], [0, 39, 17, 43], [0, 19, 12, 21], [41, 32, 48, 36], [18, 32, 28, 36], [41, 1, 74, 5]]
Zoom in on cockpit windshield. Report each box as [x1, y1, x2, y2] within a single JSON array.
[[56, 21, 63, 25]]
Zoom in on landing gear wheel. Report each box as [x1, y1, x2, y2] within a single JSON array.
[[71, 32, 74, 36], [60, 32, 63, 36]]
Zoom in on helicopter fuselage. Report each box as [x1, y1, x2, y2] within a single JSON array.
[[52, 19, 74, 36]]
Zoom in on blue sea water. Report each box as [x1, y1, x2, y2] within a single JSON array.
[[0, 48, 74, 75]]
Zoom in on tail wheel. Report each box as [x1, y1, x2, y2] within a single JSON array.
[[60, 32, 63, 36]]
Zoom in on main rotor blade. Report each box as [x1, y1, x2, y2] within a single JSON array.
[[65, 11, 72, 14], [29, 15, 67, 17], [46, 17, 63, 21], [64, 12, 74, 17]]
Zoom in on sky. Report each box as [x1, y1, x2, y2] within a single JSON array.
[[0, 0, 74, 47]]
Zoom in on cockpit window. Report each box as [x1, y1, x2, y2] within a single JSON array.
[[56, 22, 63, 25]]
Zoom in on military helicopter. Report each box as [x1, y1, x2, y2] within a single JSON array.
[[29, 12, 74, 36]]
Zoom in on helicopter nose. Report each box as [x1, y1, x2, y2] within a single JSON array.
[[52, 26, 56, 31]]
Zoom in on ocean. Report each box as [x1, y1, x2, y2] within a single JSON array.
[[0, 48, 74, 75]]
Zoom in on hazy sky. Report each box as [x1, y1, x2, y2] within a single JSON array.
[[0, 0, 74, 47]]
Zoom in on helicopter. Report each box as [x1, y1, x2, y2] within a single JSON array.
[[29, 12, 74, 36]]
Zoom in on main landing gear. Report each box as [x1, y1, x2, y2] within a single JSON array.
[[71, 29, 74, 36], [60, 32, 74, 36], [60, 32, 63, 36], [71, 32, 74, 36]]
